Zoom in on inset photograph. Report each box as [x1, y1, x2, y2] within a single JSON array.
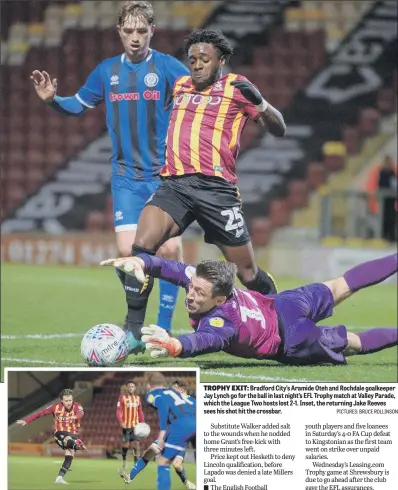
[[7, 369, 197, 490]]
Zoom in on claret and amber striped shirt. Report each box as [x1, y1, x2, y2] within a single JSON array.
[[24, 402, 84, 434], [116, 393, 144, 428], [160, 73, 260, 184]]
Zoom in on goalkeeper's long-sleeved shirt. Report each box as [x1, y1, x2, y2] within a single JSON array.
[[138, 254, 281, 359]]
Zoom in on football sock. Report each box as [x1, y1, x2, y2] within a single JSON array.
[[157, 465, 171, 490], [58, 455, 73, 478], [122, 447, 128, 461], [157, 280, 179, 331], [344, 253, 397, 292], [358, 328, 397, 354], [242, 267, 277, 295], [123, 245, 156, 343], [174, 466, 188, 484], [129, 457, 149, 480]]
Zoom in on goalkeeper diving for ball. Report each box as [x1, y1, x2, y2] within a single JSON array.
[[101, 254, 398, 364]]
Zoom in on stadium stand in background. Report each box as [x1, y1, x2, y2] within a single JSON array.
[[9, 371, 196, 453], [1, 0, 396, 249]]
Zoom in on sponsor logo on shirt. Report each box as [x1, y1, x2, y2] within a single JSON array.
[[109, 91, 160, 102], [214, 81, 223, 91], [161, 294, 175, 303], [126, 402, 139, 408], [110, 75, 119, 86], [174, 93, 222, 106], [209, 317, 224, 328], [144, 72, 159, 87]]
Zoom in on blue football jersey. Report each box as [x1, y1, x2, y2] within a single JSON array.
[[146, 388, 196, 431], [76, 49, 189, 180]]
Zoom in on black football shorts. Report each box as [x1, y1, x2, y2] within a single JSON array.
[[54, 431, 78, 450], [122, 428, 139, 443], [146, 174, 250, 247]]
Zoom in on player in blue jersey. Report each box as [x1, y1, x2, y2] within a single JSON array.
[[119, 372, 196, 489], [29, 1, 190, 347]]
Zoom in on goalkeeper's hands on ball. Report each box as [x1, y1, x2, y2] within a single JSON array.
[[100, 256, 146, 283], [142, 324, 182, 358], [100, 259, 183, 357]]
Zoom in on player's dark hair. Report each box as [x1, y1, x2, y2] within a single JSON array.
[[59, 389, 73, 399], [184, 29, 234, 62], [117, 1, 154, 26], [172, 379, 189, 390], [147, 372, 167, 387], [125, 379, 136, 386], [196, 260, 237, 297]]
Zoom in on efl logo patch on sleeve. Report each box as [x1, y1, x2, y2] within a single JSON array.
[[209, 317, 224, 328], [185, 265, 196, 279]]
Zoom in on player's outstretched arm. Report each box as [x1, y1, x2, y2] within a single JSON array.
[[17, 404, 55, 425], [231, 79, 286, 137], [101, 255, 194, 288], [142, 319, 235, 358], [30, 69, 97, 116]]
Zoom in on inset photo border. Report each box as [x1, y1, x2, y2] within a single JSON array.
[[6, 367, 198, 490]]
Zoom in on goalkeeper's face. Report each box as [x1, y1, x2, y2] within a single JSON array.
[[186, 275, 226, 315]]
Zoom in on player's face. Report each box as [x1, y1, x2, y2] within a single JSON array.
[[117, 15, 154, 60], [126, 383, 136, 395], [186, 275, 226, 314], [188, 43, 225, 91], [62, 395, 73, 410]]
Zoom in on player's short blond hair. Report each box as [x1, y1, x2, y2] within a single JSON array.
[[117, 1, 154, 26]]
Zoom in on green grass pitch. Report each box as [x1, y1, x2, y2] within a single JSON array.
[[1, 263, 397, 382], [8, 456, 195, 490]]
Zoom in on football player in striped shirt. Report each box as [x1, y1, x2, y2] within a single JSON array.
[[119, 374, 196, 489], [16, 389, 86, 485], [116, 379, 145, 470], [127, 29, 286, 334], [29, 1, 190, 351]]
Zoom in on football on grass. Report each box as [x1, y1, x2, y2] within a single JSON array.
[[81, 324, 130, 367], [134, 422, 151, 440]]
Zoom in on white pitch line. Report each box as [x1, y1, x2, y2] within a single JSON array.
[[203, 369, 320, 383], [2, 326, 392, 340], [2, 358, 86, 366], [1, 329, 190, 340], [2, 333, 82, 340]]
